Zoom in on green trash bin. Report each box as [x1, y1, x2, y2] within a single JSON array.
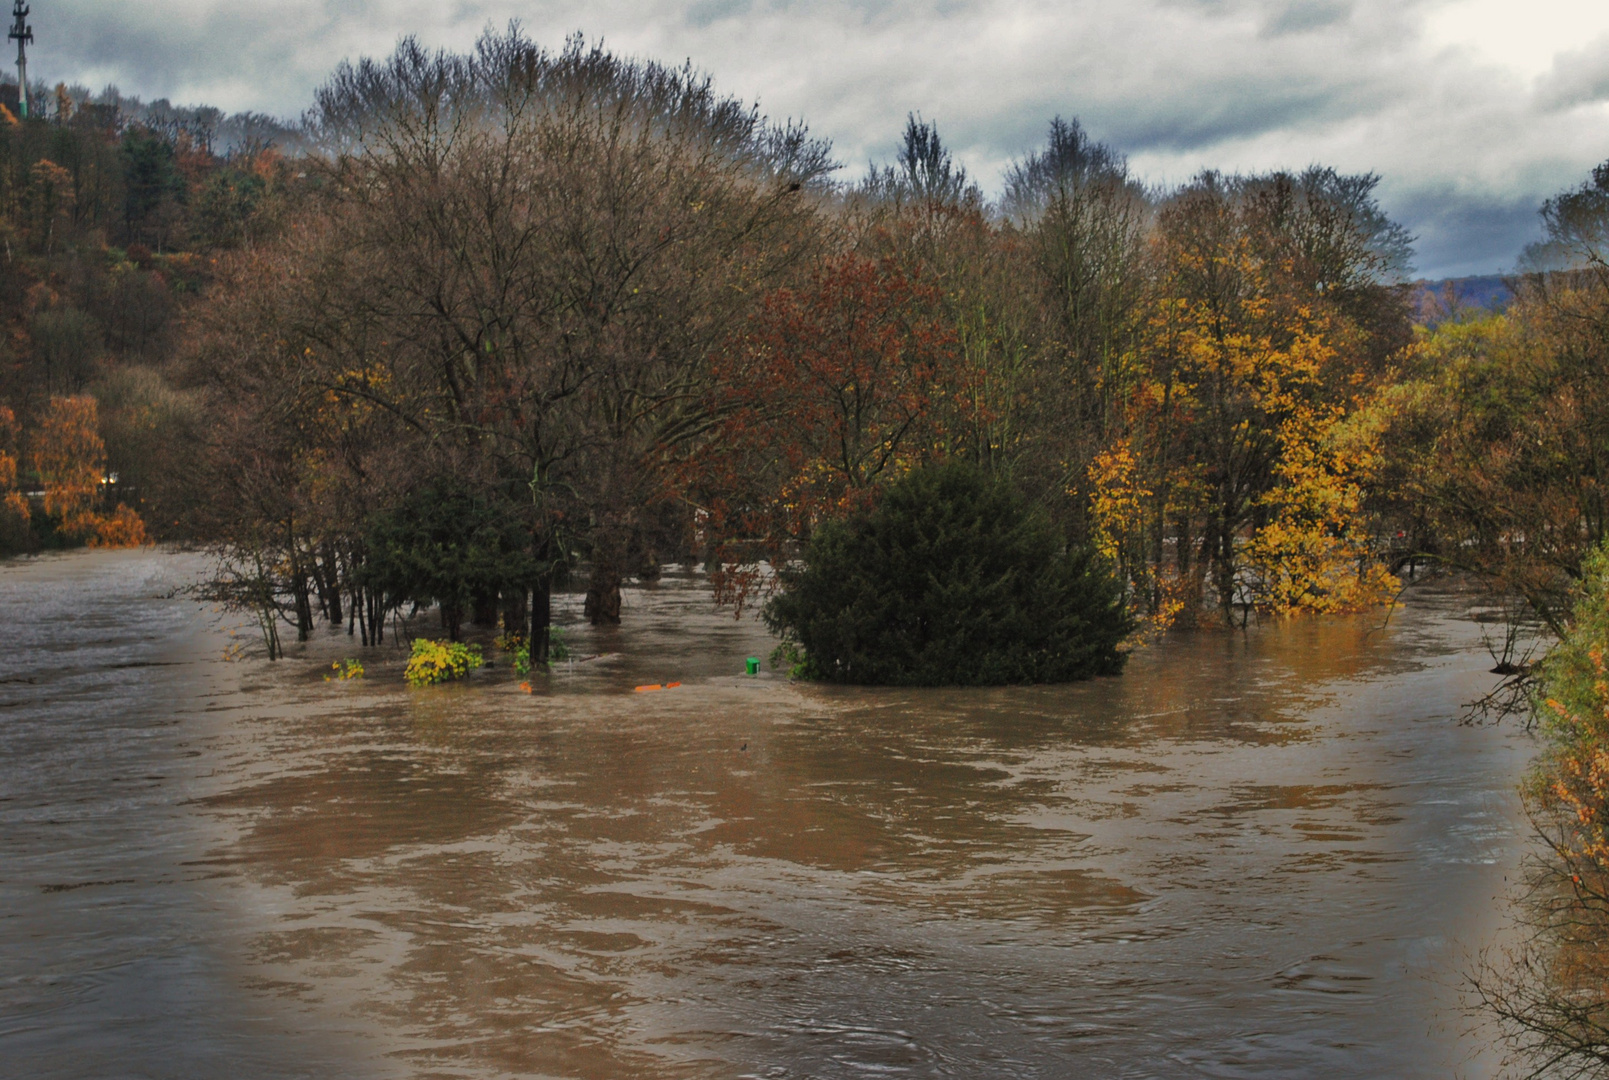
[[745, 656, 760, 676]]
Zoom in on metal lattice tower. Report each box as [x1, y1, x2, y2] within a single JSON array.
[[7, 0, 29, 119]]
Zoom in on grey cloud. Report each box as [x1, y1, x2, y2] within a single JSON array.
[[1262, 0, 1352, 36], [51, 1, 340, 109], [1385, 189, 1543, 278], [25, 0, 1607, 278], [687, 0, 757, 29], [1155, 0, 1237, 16], [946, 51, 1393, 161], [1537, 35, 1609, 109], [1091, 77, 1379, 154]]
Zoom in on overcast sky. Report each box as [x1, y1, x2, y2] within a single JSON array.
[[44, 0, 1609, 278]]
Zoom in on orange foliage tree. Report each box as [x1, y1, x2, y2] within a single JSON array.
[[691, 254, 965, 605], [0, 405, 26, 546], [30, 395, 147, 547]]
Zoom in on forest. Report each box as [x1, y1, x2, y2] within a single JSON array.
[[3, 27, 1609, 1065], [0, 30, 1602, 661], [2, 34, 1599, 659]]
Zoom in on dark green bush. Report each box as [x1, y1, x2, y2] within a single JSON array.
[[359, 482, 545, 639], [764, 462, 1130, 685]]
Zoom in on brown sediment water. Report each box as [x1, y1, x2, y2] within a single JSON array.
[[0, 549, 1533, 1078]]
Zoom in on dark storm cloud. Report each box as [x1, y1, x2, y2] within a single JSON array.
[[1390, 190, 1544, 279], [33, 0, 1609, 278], [1089, 79, 1381, 155]]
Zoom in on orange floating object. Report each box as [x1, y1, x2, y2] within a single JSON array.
[[634, 682, 682, 693]]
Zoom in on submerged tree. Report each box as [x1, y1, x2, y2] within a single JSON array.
[[1086, 168, 1410, 624], [765, 461, 1129, 685], [360, 482, 552, 641], [191, 26, 832, 656], [692, 253, 963, 605]]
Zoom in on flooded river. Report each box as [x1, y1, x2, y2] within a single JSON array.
[[1, 550, 1534, 1078]]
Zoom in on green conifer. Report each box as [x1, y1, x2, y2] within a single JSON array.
[[764, 462, 1130, 685]]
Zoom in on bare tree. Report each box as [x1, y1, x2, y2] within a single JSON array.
[[193, 27, 834, 656]]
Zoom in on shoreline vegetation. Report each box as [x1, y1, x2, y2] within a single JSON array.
[[0, 23, 1607, 1073]]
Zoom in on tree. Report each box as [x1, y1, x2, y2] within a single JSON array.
[[1518, 159, 1609, 274], [31, 306, 102, 394], [765, 461, 1129, 685], [189, 27, 831, 657], [0, 405, 27, 550], [1003, 117, 1150, 528], [28, 159, 74, 254], [1472, 542, 1609, 1075], [32, 394, 105, 532], [359, 482, 550, 641], [1377, 162, 1609, 642], [28, 395, 147, 546], [692, 253, 965, 606], [120, 126, 185, 248], [863, 114, 979, 208], [1090, 169, 1409, 624]]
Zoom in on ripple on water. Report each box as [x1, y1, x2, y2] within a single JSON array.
[[0, 555, 1535, 1079]]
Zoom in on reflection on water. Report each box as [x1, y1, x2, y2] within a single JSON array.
[[1, 552, 1533, 1077]]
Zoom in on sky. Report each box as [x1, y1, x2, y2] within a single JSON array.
[[43, 0, 1609, 278]]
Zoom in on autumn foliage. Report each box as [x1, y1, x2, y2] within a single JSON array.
[[25, 396, 147, 547], [1471, 545, 1609, 1068], [33, 395, 104, 525], [693, 254, 967, 602], [0, 406, 27, 547], [5, 36, 1609, 1074]]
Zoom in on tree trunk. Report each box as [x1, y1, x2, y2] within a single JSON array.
[[320, 545, 343, 626], [503, 589, 528, 641], [258, 605, 281, 661], [472, 590, 499, 627], [369, 590, 384, 645], [291, 571, 315, 642], [584, 563, 622, 625], [1214, 516, 1237, 627], [441, 601, 463, 641], [530, 581, 552, 665]]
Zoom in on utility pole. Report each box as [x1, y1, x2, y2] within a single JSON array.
[[7, 0, 29, 119]]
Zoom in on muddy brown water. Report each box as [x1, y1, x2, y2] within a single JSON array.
[[1, 550, 1534, 1078]]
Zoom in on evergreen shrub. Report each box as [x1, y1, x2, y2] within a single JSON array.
[[360, 481, 547, 639], [763, 461, 1130, 685]]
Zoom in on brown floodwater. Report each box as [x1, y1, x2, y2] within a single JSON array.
[[1, 550, 1535, 1078]]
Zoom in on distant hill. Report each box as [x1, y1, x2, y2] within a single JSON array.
[[1409, 274, 1513, 326]]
